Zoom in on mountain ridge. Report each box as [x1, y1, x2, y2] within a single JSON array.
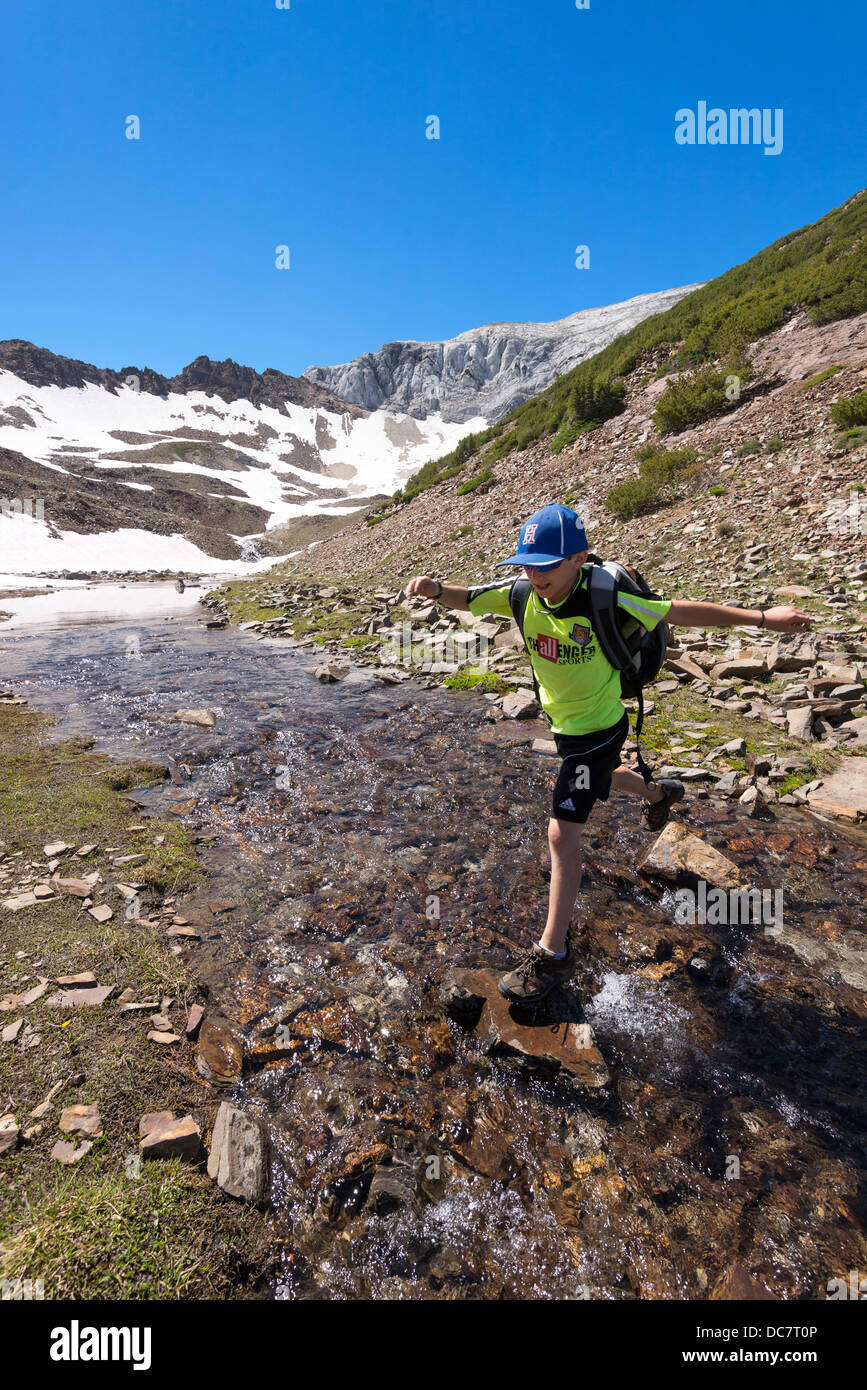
[[303, 285, 705, 423]]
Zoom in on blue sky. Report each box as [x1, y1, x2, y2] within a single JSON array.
[[1, 0, 863, 378]]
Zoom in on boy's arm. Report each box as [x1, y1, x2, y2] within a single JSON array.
[[405, 574, 471, 611], [666, 600, 812, 634]]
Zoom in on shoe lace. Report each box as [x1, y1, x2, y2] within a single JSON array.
[[515, 946, 547, 983]]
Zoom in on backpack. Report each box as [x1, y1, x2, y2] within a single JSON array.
[[508, 556, 668, 783]]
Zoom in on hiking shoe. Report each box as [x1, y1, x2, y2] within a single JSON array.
[[642, 778, 685, 832], [498, 941, 574, 1005]]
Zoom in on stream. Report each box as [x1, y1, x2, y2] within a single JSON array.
[[2, 599, 865, 1300]]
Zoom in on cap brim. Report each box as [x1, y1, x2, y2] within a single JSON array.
[[494, 554, 563, 568]]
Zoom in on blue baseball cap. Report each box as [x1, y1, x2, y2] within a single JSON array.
[[495, 503, 589, 568]]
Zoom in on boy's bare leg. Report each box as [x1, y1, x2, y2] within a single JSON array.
[[611, 764, 664, 802], [539, 817, 583, 954]]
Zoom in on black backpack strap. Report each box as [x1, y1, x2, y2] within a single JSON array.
[[633, 687, 654, 785]]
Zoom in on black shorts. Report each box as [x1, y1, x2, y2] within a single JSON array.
[[551, 712, 629, 824]]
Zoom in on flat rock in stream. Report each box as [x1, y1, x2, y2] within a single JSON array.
[[637, 823, 743, 892], [451, 969, 609, 1088]]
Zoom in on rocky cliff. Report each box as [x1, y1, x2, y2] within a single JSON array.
[[303, 285, 704, 423]]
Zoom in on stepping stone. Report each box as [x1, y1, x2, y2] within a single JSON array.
[[451, 968, 609, 1088], [637, 823, 743, 892]]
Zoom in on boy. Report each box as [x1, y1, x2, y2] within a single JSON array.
[[406, 503, 812, 1004]]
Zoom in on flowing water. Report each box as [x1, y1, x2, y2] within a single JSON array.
[[2, 603, 865, 1300]]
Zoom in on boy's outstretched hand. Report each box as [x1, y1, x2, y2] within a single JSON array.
[[761, 606, 812, 633], [405, 575, 438, 599]]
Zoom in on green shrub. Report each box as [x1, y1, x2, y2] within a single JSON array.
[[653, 362, 752, 433], [797, 364, 846, 391], [604, 475, 667, 520], [640, 446, 700, 485], [708, 484, 727, 496], [830, 390, 867, 429], [736, 437, 762, 457], [834, 426, 867, 451], [765, 436, 785, 453], [718, 521, 736, 537], [456, 469, 494, 496]]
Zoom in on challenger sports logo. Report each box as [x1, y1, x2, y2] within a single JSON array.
[[570, 622, 592, 647]]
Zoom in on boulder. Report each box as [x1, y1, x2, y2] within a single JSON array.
[[786, 707, 814, 742], [315, 662, 349, 683], [710, 657, 768, 681], [165, 708, 217, 728], [501, 689, 539, 720], [207, 1101, 268, 1202], [806, 761, 867, 821], [637, 823, 743, 891]]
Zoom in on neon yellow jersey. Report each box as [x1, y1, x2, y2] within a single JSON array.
[[467, 568, 671, 736]]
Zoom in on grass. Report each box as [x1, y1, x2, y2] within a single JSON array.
[[0, 701, 275, 1299], [443, 668, 511, 695], [796, 364, 847, 392]]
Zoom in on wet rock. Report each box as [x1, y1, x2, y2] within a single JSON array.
[[440, 971, 485, 1028], [710, 1264, 779, 1300], [315, 662, 349, 683], [207, 1101, 268, 1202], [738, 785, 769, 818], [140, 1114, 201, 1161], [165, 708, 217, 728], [197, 1016, 244, 1082], [368, 1161, 420, 1213], [452, 968, 609, 1088], [637, 823, 743, 891]]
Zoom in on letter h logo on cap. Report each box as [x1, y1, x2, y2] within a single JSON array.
[[523, 523, 538, 543]]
